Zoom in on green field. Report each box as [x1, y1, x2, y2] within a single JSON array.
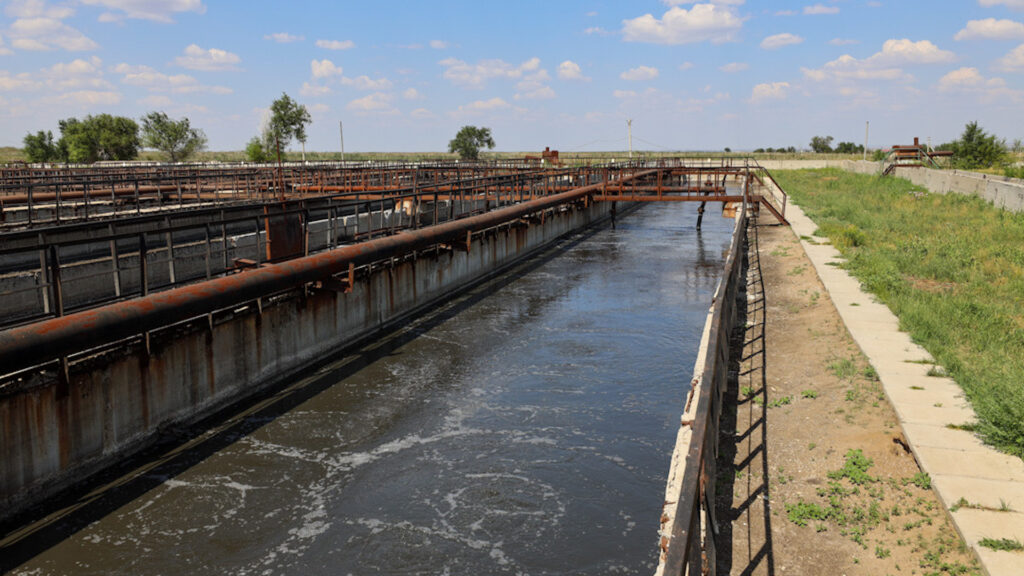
[[775, 168, 1024, 458]]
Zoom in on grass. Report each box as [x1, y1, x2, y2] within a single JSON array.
[[978, 537, 1024, 552], [775, 168, 1024, 459], [783, 448, 980, 573]]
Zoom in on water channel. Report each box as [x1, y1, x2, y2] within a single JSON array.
[[8, 202, 734, 575]]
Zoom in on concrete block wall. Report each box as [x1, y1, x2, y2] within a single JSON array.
[[0, 200, 616, 522]]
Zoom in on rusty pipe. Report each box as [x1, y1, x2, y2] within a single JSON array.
[[0, 170, 656, 373]]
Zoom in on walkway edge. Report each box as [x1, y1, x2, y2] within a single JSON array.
[[786, 203, 1024, 576]]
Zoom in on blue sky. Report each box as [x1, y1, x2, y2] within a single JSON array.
[[3, 0, 1024, 153]]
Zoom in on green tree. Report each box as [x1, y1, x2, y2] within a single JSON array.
[[58, 114, 140, 163], [834, 141, 864, 154], [245, 136, 270, 162], [809, 135, 834, 153], [947, 121, 1006, 169], [264, 92, 311, 161], [140, 111, 207, 162], [448, 125, 495, 160], [22, 130, 63, 162]]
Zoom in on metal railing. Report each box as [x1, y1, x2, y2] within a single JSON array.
[[658, 184, 749, 576]]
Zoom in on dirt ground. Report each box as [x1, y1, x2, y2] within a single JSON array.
[[715, 218, 981, 575]]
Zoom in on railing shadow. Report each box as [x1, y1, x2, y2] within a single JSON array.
[[715, 218, 775, 576]]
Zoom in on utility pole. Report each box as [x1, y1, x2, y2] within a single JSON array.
[[863, 121, 869, 161], [627, 119, 633, 159], [339, 120, 345, 164]]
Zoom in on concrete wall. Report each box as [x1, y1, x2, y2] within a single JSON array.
[[0, 200, 616, 521]]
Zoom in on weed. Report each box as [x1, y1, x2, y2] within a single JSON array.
[[875, 545, 891, 559], [905, 472, 932, 490], [828, 449, 876, 485], [753, 396, 764, 407], [978, 537, 1024, 552], [910, 385, 925, 391], [946, 422, 978, 432], [787, 265, 807, 276], [741, 385, 755, 397], [845, 389, 858, 402], [801, 389, 819, 399], [808, 442, 817, 450], [927, 365, 948, 377], [828, 357, 859, 380], [862, 365, 878, 381], [786, 500, 830, 527], [768, 396, 792, 408]]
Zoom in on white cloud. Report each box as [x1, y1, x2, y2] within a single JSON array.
[[515, 86, 555, 100], [830, 38, 859, 46], [174, 44, 240, 71], [750, 81, 789, 102], [938, 66, 1021, 103], [429, 40, 448, 49], [622, 4, 744, 45], [81, 0, 205, 23], [311, 59, 343, 79], [264, 32, 303, 43], [719, 62, 748, 72], [558, 60, 589, 80], [403, 88, 423, 100], [439, 57, 541, 88], [775, 9, 796, 16], [662, 0, 745, 5], [870, 39, 955, 65], [620, 65, 659, 81], [980, 0, 1024, 9], [300, 81, 331, 97], [804, 4, 839, 14], [346, 92, 397, 114], [342, 75, 393, 90], [996, 43, 1024, 71], [6, 1, 99, 52], [114, 63, 231, 93], [455, 97, 512, 114], [761, 32, 803, 49], [41, 56, 112, 90], [0, 34, 11, 55], [54, 90, 121, 105], [679, 61, 695, 70], [0, 70, 41, 91], [316, 39, 355, 50], [803, 39, 955, 84], [139, 94, 172, 107], [955, 18, 1024, 41], [584, 26, 610, 35], [410, 107, 436, 119]]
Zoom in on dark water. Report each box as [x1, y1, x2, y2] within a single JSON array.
[[9, 203, 733, 576]]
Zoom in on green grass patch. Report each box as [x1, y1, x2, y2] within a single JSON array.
[[775, 168, 1024, 458], [978, 537, 1024, 552], [828, 449, 876, 485]]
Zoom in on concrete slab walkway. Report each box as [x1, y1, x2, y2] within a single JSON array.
[[787, 203, 1024, 576]]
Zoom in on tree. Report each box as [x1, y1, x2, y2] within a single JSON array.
[[58, 114, 140, 163], [947, 121, 1006, 169], [264, 92, 311, 161], [448, 126, 495, 160], [834, 141, 864, 154], [140, 111, 207, 162], [23, 130, 63, 162], [809, 135, 834, 153], [245, 136, 270, 162]]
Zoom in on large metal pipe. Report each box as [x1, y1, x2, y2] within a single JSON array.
[[0, 170, 655, 373]]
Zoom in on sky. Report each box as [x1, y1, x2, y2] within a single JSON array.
[[3, 0, 1024, 153]]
